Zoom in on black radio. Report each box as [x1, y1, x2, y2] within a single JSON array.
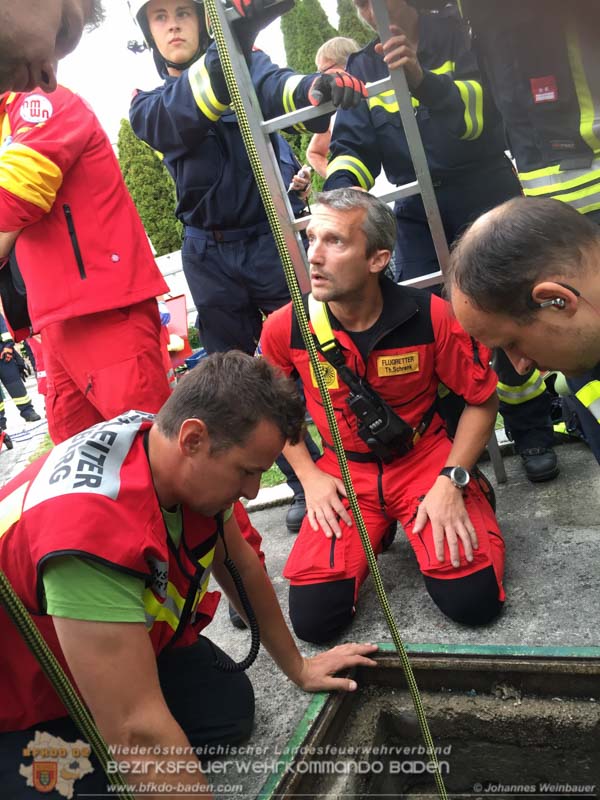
[[347, 381, 416, 463]]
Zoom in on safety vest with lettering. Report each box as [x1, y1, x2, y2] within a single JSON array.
[[461, 0, 600, 214], [260, 278, 496, 456], [0, 411, 220, 732]]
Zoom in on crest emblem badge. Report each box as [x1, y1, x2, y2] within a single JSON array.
[[33, 761, 58, 793]]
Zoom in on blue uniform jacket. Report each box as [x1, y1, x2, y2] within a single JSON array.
[[324, 8, 507, 191], [130, 45, 327, 231]]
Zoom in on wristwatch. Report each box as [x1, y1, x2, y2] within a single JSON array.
[[439, 466, 470, 489]]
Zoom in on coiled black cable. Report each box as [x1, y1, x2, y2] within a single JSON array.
[[213, 515, 260, 673]]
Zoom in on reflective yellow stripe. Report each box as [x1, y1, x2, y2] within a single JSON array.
[[455, 79, 483, 140], [327, 155, 374, 190], [187, 56, 229, 122], [0, 143, 62, 212], [143, 547, 215, 632], [144, 580, 187, 632], [566, 20, 600, 155], [308, 294, 337, 352], [282, 75, 307, 133], [0, 482, 28, 539], [520, 159, 600, 193], [496, 370, 545, 405], [431, 61, 455, 76], [13, 395, 32, 407], [368, 89, 399, 114], [576, 380, 600, 422]]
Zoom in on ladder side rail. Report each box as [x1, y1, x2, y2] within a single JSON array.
[[212, 0, 312, 292], [371, 0, 450, 276]]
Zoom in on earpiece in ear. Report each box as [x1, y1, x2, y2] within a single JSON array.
[[537, 298, 566, 309]]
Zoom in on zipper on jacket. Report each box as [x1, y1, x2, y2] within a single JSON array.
[[63, 204, 86, 279]]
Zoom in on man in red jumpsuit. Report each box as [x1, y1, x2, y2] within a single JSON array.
[[261, 189, 506, 644], [0, 85, 172, 443]]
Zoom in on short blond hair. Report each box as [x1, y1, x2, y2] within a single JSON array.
[[315, 37, 360, 71]]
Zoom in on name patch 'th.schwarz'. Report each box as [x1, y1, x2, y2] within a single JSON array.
[[377, 353, 420, 377]]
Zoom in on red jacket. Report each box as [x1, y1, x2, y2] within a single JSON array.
[[0, 412, 220, 732], [261, 279, 497, 455], [0, 88, 168, 330]]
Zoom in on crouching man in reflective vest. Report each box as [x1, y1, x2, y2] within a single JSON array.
[[0, 351, 377, 798]]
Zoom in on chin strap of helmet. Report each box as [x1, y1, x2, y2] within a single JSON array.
[[162, 44, 206, 72]]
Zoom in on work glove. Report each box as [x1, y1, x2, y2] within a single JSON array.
[[230, 0, 293, 20], [229, 0, 294, 53], [308, 71, 367, 110]]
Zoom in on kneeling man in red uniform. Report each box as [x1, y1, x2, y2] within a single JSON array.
[[261, 189, 506, 644]]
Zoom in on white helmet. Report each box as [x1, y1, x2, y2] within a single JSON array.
[[127, 0, 209, 76]]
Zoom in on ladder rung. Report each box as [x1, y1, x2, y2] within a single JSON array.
[[261, 77, 393, 134], [376, 181, 420, 204], [399, 270, 443, 289], [292, 181, 420, 232]]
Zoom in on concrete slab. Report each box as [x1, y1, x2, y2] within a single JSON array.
[[1, 386, 597, 799], [208, 442, 600, 799]]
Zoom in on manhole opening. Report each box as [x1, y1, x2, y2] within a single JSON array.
[[271, 654, 600, 799]]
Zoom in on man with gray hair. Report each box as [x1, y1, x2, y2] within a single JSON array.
[[261, 189, 506, 644]]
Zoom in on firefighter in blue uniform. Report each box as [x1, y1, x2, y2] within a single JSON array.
[[127, 0, 367, 534], [459, 0, 600, 462], [0, 313, 40, 428], [323, 0, 558, 483]]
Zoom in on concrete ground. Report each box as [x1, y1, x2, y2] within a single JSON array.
[[208, 442, 600, 799], [1, 384, 598, 799]]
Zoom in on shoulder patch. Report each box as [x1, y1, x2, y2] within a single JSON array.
[[310, 360, 339, 389], [20, 94, 53, 124]]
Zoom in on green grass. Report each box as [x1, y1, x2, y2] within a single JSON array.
[[260, 422, 322, 488], [29, 433, 53, 463]]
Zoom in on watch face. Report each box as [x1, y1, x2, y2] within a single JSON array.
[[451, 466, 470, 488]]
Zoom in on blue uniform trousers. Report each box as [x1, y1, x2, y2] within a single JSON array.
[[182, 223, 319, 495], [393, 158, 521, 282], [183, 223, 291, 356]]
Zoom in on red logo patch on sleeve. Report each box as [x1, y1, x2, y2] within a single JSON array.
[[530, 75, 558, 104]]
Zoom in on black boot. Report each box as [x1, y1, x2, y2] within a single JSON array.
[[286, 493, 306, 534], [228, 603, 248, 630], [519, 447, 559, 483]]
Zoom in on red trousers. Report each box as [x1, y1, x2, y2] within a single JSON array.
[[42, 299, 172, 444], [284, 429, 505, 604]]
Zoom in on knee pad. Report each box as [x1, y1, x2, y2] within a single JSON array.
[[289, 578, 355, 644], [424, 565, 503, 626]]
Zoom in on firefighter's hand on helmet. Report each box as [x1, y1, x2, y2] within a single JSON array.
[[308, 71, 367, 110]]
